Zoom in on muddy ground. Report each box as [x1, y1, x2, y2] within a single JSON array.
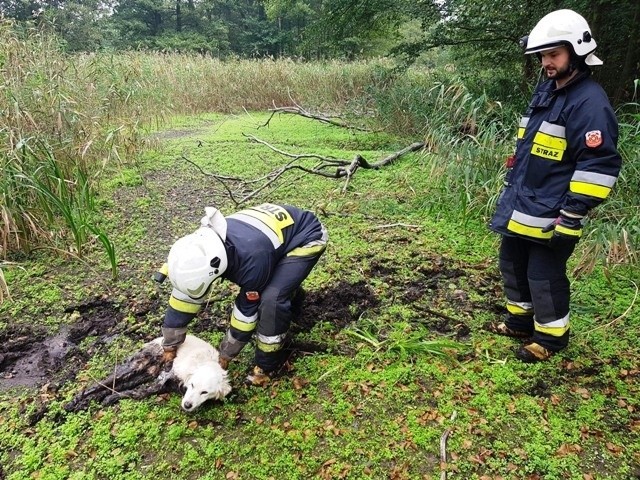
[[0, 259, 498, 409]]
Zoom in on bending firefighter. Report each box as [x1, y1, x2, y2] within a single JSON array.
[[487, 10, 621, 361], [157, 203, 328, 385]]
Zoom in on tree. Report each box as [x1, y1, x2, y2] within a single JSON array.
[[42, 0, 115, 51]]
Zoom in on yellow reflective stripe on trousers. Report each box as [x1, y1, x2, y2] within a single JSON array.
[[256, 333, 286, 352], [535, 314, 570, 337], [507, 301, 533, 315], [230, 305, 258, 332]]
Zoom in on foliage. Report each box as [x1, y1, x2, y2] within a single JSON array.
[[0, 21, 135, 273], [0, 21, 382, 262], [395, 0, 640, 104], [2, 0, 639, 103], [0, 113, 638, 479]]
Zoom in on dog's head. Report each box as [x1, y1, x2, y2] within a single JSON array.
[[181, 364, 232, 412]]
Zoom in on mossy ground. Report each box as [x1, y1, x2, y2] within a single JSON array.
[[0, 113, 638, 480]]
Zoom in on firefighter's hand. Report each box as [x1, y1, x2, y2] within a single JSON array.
[[542, 213, 582, 251], [161, 347, 177, 371], [218, 356, 230, 370]]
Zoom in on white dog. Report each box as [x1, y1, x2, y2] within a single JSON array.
[[65, 334, 231, 413], [152, 334, 232, 412]]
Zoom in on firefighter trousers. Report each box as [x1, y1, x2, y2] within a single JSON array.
[[224, 250, 325, 372], [499, 235, 575, 351]]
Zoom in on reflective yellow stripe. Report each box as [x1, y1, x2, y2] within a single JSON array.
[[256, 340, 283, 352], [238, 204, 294, 243], [533, 131, 567, 150], [169, 296, 201, 314], [535, 314, 569, 336], [507, 219, 553, 239], [230, 305, 258, 332], [507, 303, 533, 315], [555, 224, 582, 237], [287, 244, 326, 257], [535, 323, 570, 336], [570, 181, 611, 199], [230, 314, 257, 332], [517, 127, 525, 139]]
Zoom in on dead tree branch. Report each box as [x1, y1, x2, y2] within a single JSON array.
[[261, 105, 375, 132], [181, 137, 425, 206], [260, 93, 376, 132]]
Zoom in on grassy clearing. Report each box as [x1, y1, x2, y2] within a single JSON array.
[[1, 113, 638, 480]]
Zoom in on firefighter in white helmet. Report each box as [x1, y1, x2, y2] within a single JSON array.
[[157, 203, 328, 385], [487, 10, 621, 361]]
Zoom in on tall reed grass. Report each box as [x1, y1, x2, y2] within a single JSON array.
[[0, 22, 144, 275], [0, 22, 386, 270], [1, 20, 637, 274]]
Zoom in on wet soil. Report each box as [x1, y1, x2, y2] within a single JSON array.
[[0, 258, 496, 396], [0, 281, 373, 393], [0, 297, 152, 392]]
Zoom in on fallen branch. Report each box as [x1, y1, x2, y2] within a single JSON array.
[[243, 134, 425, 180], [260, 94, 375, 132], [368, 223, 421, 230], [181, 139, 425, 205], [440, 410, 458, 480]]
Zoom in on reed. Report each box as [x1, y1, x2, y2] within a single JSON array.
[[1, 20, 637, 273]]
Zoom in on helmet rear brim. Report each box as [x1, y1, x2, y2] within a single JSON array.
[[584, 53, 602, 66]]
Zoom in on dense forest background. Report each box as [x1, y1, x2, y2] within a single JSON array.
[[1, 0, 638, 103]]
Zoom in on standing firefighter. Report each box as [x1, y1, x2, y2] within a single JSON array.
[[158, 203, 328, 384], [487, 10, 621, 362]]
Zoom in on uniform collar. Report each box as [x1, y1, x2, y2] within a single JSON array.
[[552, 68, 591, 92]]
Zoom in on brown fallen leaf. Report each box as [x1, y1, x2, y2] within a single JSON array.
[[556, 443, 582, 457], [606, 442, 623, 455], [292, 376, 309, 390]]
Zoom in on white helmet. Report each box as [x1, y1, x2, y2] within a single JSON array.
[[524, 9, 602, 66], [167, 207, 228, 299]]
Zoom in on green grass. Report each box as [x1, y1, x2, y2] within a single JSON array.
[[0, 113, 638, 480]]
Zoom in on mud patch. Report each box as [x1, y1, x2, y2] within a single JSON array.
[[292, 280, 380, 333], [0, 298, 128, 392], [0, 280, 379, 395]]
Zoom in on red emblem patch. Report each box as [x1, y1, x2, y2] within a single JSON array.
[[585, 130, 603, 148]]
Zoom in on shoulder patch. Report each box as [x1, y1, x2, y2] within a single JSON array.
[[585, 130, 603, 148]]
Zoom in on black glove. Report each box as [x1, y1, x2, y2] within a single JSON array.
[[542, 212, 583, 250]]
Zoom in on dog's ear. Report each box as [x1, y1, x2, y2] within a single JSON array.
[[214, 381, 232, 400]]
